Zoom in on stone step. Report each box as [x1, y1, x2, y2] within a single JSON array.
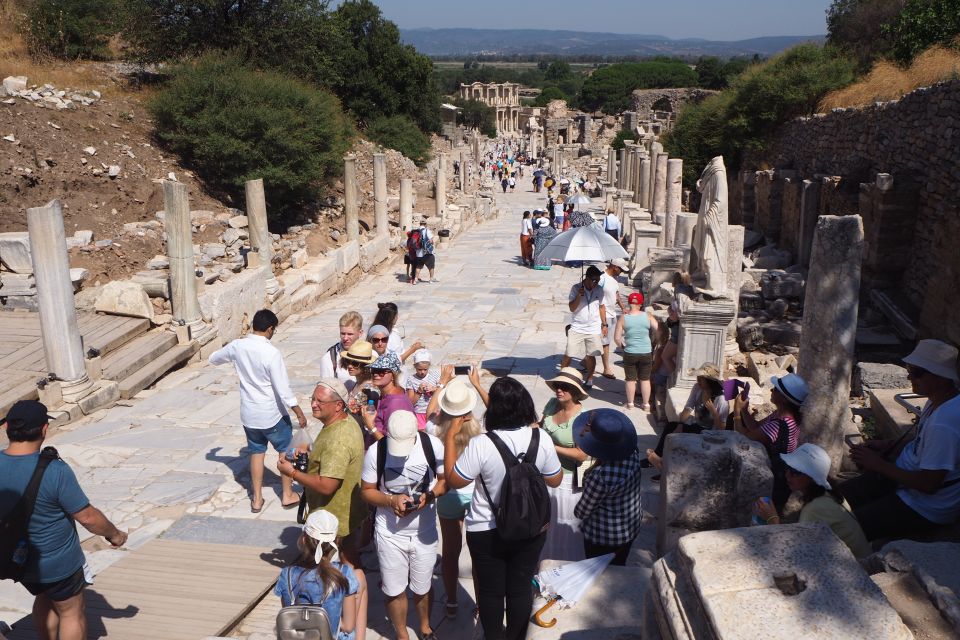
[[118, 342, 199, 399], [102, 330, 179, 382]]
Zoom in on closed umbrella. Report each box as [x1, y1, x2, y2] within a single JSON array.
[[537, 223, 628, 266], [533, 553, 615, 627]]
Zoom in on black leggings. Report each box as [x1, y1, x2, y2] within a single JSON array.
[[466, 528, 546, 640], [838, 472, 939, 541], [584, 538, 634, 566]]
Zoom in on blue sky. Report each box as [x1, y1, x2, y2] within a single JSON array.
[[357, 0, 833, 41]]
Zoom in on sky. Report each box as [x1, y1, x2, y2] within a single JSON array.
[[356, 0, 833, 41]]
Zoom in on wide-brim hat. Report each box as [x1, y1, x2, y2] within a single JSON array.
[[342, 340, 376, 365], [546, 368, 588, 401], [572, 409, 637, 461], [438, 380, 478, 417], [694, 363, 722, 384], [903, 339, 960, 384], [770, 373, 809, 407], [781, 443, 832, 491]]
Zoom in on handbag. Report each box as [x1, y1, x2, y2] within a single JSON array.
[[276, 568, 334, 640]]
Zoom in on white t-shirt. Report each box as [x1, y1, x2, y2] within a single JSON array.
[[361, 433, 444, 539], [599, 273, 621, 318], [604, 213, 621, 234], [568, 282, 604, 335], [316, 342, 355, 384], [386, 330, 405, 356], [415, 228, 433, 258], [453, 427, 562, 532], [404, 368, 440, 414], [896, 395, 960, 524], [521, 218, 532, 235]]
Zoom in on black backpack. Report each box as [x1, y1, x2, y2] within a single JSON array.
[[0, 447, 59, 582], [479, 430, 551, 541]]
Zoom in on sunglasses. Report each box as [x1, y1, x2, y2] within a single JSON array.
[[370, 337, 389, 344], [371, 369, 392, 376], [554, 382, 577, 394], [906, 364, 928, 378]]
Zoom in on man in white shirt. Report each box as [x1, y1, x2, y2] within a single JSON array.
[[317, 310, 364, 384], [598, 259, 627, 379], [604, 211, 622, 242], [361, 411, 444, 640], [209, 309, 307, 513], [560, 265, 607, 388]]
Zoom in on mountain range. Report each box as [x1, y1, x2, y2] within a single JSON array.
[[400, 28, 825, 58]]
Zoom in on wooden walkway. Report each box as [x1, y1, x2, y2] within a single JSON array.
[[6, 539, 284, 640], [0, 311, 149, 416]]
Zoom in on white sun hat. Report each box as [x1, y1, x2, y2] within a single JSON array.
[[780, 443, 832, 490]]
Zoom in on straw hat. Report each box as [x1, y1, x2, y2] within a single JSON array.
[[342, 340, 376, 365], [693, 363, 722, 384], [546, 367, 588, 401], [438, 380, 478, 417]]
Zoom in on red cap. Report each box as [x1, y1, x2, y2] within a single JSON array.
[[628, 292, 644, 305]]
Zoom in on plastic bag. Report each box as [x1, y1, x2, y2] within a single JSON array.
[[290, 427, 312, 451]]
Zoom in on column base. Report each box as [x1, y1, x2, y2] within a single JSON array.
[[59, 374, 95, 403]]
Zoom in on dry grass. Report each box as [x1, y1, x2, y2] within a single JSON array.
[[819, 45, 960, 111]]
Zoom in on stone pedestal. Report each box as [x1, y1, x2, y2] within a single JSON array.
[[673, 295, 736, 388], [344, 155, 359, 242], [372, 153, 388, 235], [673, 212, 698, 251], [629, 222, 663, 280], [27, 200, 94, 402], [797, 215, 865, 472], [435, 153, 447, 219], [646, 247, 686, 303], [399, 178, 413, 232], [244, 179, 280, 295], [164, 181, 210, 340]]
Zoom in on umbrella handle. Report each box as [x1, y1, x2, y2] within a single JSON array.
[[533, 597, 560, 628]]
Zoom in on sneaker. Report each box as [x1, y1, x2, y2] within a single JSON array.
[[431, 278, 440, 283]]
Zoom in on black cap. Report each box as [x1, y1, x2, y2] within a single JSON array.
[[1, 400, 54, 429]]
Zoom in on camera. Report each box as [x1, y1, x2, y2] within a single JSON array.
[[404, 492, 423, 514], [286, 450, 309, 473]]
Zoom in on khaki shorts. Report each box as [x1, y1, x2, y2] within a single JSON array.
[[566, 331, 602, 359], [376, 529, 438, 597], [601, 314, 618, 346]]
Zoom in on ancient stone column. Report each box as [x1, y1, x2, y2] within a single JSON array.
[[648, 142, 663, 211], [797, 215, 865, 472], [638, 157, 651, 211], [652, 153, 669, 218], [607, 147, 617, 186], [663, 158, 683, 248], [372, 153, 388, 236], [435, 153, 446, 220], [27, 200, 93, 402], [617, 148, 628, 190], [797, 179, 821, 267], [163, 180, 208, 338], [528, 130, 538, 159], [244, 179, 280, 295], [458, 151, 467, 193], [399, 178, 413, 232], [344, 155, 359, 242], [632, 149, 645, 204], [472, 134, 481, 168]]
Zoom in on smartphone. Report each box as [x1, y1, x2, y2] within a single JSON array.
[[844, 433, 864, 447], [454, 365, 471, 376]]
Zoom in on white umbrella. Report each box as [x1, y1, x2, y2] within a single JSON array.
[[533, 553, 616, 627], [536, 223, 628, 264], [567, 193, 591, 207]]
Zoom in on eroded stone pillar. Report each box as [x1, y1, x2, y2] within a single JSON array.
[[435, 153, 447, 220], [458, 151, 467, 193], [663, 158, 683, 248], [652, 154, 669, 244], [798, 179, 821, 268], [648, 142, 663, 211], [797, 215, 865, 472], [164, 180, 209, 339], [244, 179, 280, 295], [638, 157, 651, 210], [632, 149, 645, 204], [607, 147, 617, 186], [399, 178, 413, 232], [344, 155, 359, 242], [373, 153, 388, 236], [27, 200, 93, 402], [617, 148, 628, 190]]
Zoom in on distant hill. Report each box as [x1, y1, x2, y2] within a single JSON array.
[[400, 28, 825, 58]]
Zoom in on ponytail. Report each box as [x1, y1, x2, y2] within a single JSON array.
[[295, 537, 349, 598]]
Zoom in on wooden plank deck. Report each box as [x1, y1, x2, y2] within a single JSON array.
[[6, 539, 283, 640]]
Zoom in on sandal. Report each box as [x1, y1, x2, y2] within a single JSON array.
[[601, 372, 616, 379], [250, 497, 264, 513]]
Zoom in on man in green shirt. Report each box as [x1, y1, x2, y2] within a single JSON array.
[[278, 378, 368, 639]]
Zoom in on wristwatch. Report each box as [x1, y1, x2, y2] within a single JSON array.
[[426, 490, 436, 503]]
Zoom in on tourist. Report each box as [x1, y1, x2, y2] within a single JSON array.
[[410, 217, 437, 285], [573, 408, 644, 565], [755, 444, 871, 559], [501, 176, 509, 193], [209, 309, 307, 512], [540, 368, 588, 561], [615, 292, 659, 410], [650, 301, 680, 424], [841, 339, 960, 541], [520, 211, 533, 267], [647, 363, 729, 471], [531, 212, 558, 270], [508, 174, 516, 191], [561, 265, 607, 389], [443, 377, 562, 640], [360, 411, 445, 640], [277, 378, 369, 640], [362, 352, 415, 441], [274, 510, 359, 639], [603, 209, 621, 242], [0, 400, 128, 640], [734, 372, 808, 513], [340, 340, 378, 419], [318, 311, 365, 384], [371, 302, 422, 363], [598, 260, 628, 380], [553, 200, 565, 230], [404, 349, 440, 430]]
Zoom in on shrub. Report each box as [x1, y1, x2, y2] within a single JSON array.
[[610, 128, 634, 151], [454, 98, 497, 138], [884, 0, 960, 63], [533, 86, 567, 107], [366, 115, 432, 166], [826, 0, 907, 66], [579, 61, 698, 113], [24, 0, 123, 60], [150, 54, 354, 214]]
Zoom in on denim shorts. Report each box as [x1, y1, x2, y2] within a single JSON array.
[[22, 567, 88, 602], [243, 415, 293, 454]]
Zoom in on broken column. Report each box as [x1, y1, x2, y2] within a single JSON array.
[[435, 153, 446, 220], [663, 158, 683, 248], [27, 200, 93, 402], [647, 142, 662, 211], [607, 147, 617, 186], [458, 151, 467, 193], [164, 180, 209, 339], [638, 157, 651, 211], [797, 215, 865, 472], [244, 178, 280, 295], [797, 179, 821, 268], [344, 155, 359, 242], [652, 154, 668, 236], [399, 178, 413, 232], [725, 225, 745, 356], [373, 153, 388, 235]]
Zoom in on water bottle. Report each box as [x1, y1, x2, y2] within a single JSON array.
[[752, 496, 772, 526], [365, 399, 376, 417]]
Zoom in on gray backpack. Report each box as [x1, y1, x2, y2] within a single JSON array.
[[276, 569, 334, 640]]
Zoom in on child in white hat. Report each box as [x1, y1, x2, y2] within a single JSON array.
[[404, 349, 441, 431]]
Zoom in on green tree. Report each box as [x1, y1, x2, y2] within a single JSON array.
[[884, 0, 960, 63], [826, 0, 906, 66], [545, 61, 573, 82], [24, 0, 124, 59], [533, 86, 567, 107], [366, 115, 432, 166], [579, 61, 698, 113], [696, 57, 723, 89], [454, 98, 497, 138], [149, 54, 354, 215]]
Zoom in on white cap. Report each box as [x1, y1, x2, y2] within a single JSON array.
[[303, 510, 339, 563], [315, 377, 349, 405], [609, 258, 629, 271], [387, 410, 419, 456], [780, 444, 832, 491], [413, 349, 432, 364]]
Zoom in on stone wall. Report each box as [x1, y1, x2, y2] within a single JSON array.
[[630, 88, 718, 117], [743, 80, 960, 345]]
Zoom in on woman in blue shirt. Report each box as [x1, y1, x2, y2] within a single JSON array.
[[614, 292, 659, 410]]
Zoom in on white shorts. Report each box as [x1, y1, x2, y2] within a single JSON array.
[[375, 529, 438, 597], [566, 331, 602, 359], [601, 315, 618, 347]]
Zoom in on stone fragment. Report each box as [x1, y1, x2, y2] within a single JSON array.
[[1, 76, 27, 95], [290, 248, 308, 269], [108, 165, 120, 178], [83, 146, 97, 156], [0, 231, 34, 273], [94, 280, 154, 321], [2, 134, 16, 143], [146, 255, 169, 270], [222, 228, 241, 245], [228, 215, 248, 229], [853, 362, 910, 397], [201, 243, 226, 259], [760, 271, 805, 300], [94, 239, 113, 248]]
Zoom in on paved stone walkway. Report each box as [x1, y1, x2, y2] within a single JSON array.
[[0, 175, 660, 639]]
